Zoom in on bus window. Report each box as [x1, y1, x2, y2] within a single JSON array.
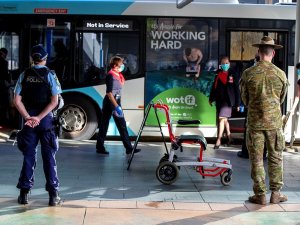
[[228, 30, 286, 132], [229, 31, 284, 72], [0, 32, 19, 80], [230, 31, 277, 61], [30, 21, 71, 84], [75, 31, 139, 84]]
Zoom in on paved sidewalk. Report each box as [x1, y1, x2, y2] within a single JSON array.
[[0, 133, 300, 224]]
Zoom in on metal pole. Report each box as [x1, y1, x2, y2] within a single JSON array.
[[290, 0, 300, 148]]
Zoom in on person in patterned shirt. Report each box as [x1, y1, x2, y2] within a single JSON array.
[[240, 36, 288, 205]]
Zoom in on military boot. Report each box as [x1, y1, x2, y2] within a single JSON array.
[[48, 191, 61, 206], [18, 189, 29, 205], [248, 194, 266, 205], [270, 191, 288, 204]]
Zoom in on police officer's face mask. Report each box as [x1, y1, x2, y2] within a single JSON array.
[[297, 69, 300, 76]]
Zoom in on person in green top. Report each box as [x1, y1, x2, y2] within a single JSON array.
[[240, 36, 288, 205]]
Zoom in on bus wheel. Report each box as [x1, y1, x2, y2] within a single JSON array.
[[59, 95, 98, 140]]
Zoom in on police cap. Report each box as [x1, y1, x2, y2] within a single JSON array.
[[31, 44, 48, 62]]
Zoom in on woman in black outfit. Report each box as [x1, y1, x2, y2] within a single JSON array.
[[209, 56, 240, 149], [96, 56, 141, 155]]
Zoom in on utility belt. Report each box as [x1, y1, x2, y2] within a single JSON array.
[[26, 104, 48, 112], [27, 108, 53, 116]]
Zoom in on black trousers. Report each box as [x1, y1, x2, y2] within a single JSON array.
[[96, 96, 133, 151]]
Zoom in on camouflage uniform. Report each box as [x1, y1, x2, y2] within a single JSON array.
[[240, 60, 288, 195]]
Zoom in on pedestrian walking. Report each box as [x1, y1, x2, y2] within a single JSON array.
[[13, 44, 62, 206], [96, 56, 141, 155], [240, 36, 288, 205]]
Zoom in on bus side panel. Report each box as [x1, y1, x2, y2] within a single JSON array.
[[144, 17, 219, 137]]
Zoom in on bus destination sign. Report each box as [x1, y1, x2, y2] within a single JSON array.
[[83, 20, 133, 31]]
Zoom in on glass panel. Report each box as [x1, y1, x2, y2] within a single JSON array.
[[76, 31, 139, 83], [230, 31, 264, 61], [230, 32, 242, 61], [30, 21, 71, 83], [242, 32, 264, 60], [0, 32, 19, 72]]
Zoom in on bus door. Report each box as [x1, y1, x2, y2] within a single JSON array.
[[29, 18, 71, 85], [71, 19, 142, 139], [0, 18, 21, 127], [227, 31, 288, 133]]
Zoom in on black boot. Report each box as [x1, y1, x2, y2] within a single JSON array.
[[18, 189, 29, 204], [48, 191, 61, 206]]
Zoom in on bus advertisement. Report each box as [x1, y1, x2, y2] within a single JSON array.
[[145, 18, 218, 127]]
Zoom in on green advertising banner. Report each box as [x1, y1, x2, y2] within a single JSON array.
[[145, 18, 219, 127], [146, 87, 216, 126]]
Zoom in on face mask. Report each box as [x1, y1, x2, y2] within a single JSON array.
[[221, 64, 230, 71], [297, 69, 300, 76], [118, 64, 125, 72]]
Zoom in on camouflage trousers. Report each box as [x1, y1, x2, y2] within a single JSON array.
[[246, 128, 285, 195]]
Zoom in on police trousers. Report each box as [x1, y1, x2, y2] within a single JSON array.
[[246, 128, 285, 195], [96, 96, 133, 151], [17, 113, 59, 192]]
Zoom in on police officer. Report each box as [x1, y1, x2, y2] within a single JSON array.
[[96, 56, 141, 155], [240, 36, 288, 205], [14, 44, 62, 206]]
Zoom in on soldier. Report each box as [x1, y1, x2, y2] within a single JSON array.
[[14, 44, 62, 206], [240, 36, 288, 205]]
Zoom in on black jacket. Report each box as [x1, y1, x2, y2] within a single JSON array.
[[209, 68, 241, 108]]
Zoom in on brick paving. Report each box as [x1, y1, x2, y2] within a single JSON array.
[[0, 128, 300, 224]]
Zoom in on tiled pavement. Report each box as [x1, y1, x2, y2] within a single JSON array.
[[1, 128, 300, 224]]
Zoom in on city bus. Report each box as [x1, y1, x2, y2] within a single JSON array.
[[0, 0, 297, 140]]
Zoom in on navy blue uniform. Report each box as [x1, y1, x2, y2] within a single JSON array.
[[14, 65, 62, 193], [96, 71, 133, 152]]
